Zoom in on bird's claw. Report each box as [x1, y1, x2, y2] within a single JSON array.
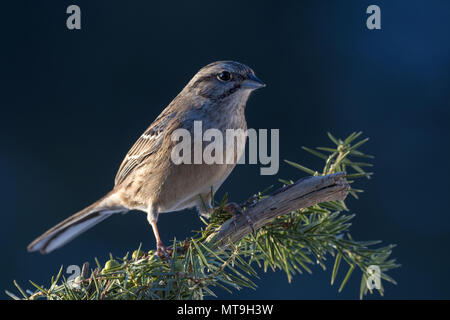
[[155, 242, 171, 261], [223, 202, 256, 235]]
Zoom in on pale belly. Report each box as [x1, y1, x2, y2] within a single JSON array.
[[157, 128, 247, 213]]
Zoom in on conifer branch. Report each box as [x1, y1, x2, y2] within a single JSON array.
[[207, 172, 350, 247]]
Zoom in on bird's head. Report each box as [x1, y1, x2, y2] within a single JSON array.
[[185, 61, 265, 104]]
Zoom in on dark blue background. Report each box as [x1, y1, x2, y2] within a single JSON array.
[[1, 0, 449, 299]]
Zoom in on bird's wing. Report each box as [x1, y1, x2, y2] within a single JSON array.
[[114, 111, 176, 186]]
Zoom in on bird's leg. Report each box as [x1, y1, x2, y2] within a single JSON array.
[[149, 220, 171, 260], [223, 202, 256, 235], [197, 193, 214, 219], [147, 211, 170, 260], [196, 194, 256, 235]]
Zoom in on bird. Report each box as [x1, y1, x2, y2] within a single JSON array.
[[27, 61, 265, 256]]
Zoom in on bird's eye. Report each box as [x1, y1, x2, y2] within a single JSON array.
[[217, 71, 232, 82]]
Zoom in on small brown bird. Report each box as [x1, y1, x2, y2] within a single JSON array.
[[27, 61, 265, 256]]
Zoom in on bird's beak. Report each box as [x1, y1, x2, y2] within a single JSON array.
[[241, 73, 266, 90]]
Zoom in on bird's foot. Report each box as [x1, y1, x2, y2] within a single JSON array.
[[223, 202, 256, 235], [199, 210, 212, 219], [155, 241, 171, 261], [198, 201, 214, 219]]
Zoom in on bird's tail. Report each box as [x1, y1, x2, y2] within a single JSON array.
[[27, 191, 127, 254]]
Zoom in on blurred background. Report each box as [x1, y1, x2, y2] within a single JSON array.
[[1, 0, 449, 299]]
